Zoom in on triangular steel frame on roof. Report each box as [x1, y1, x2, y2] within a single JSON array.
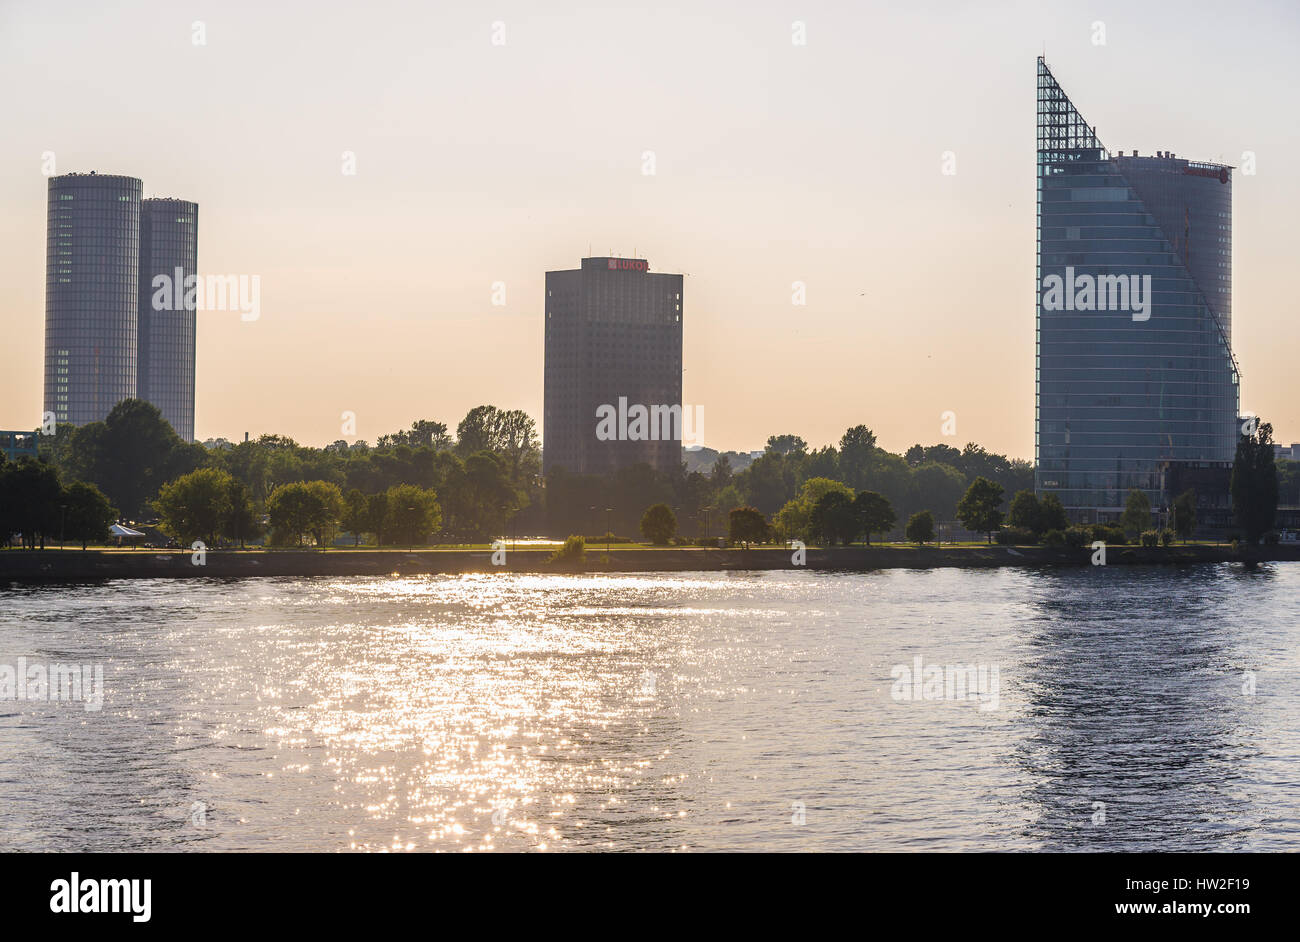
[[1036, 57, 1107, 162]]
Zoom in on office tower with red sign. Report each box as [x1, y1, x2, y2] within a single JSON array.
[[543, 257, 684, 475]]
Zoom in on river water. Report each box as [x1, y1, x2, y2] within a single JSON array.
[[1, 564, 1296, 851]]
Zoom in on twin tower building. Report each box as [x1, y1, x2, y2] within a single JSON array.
[[45, 173, 198, 441]]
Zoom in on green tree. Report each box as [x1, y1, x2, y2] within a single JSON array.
[[639, 503, 677, 545], [455, 405, 501, 456], [736, 451, 796, 515], [0, 457, 62, 549], [62, 481, 117, 550], [710, 454, 733, 488], [765, 434, 808, 456], [795, 472, 857, 511], [154, 468, 235, 546], [838, 425, 878, 490], [863, 451, 912, 523], [798, 445, 839, 482], [1172, 488, 1197, 544], [773, 477, 854, 542], [454, 406, 541, 485], [909, 462, 967, 522], [62, 399, 204, 519], [1231, 420, 1279, 543], [1039, 493, 1070, 533], [956, 477, 1005, 543], [366, 492, 389, 546], [713, 483, 745, 515], [410, 419, 452, 451], [341, 488, 370, 546], [907, 443, 962, 468], [1119, 488, 1152, 538], [441, 451, 520, 541], [1277, 460, 1300, 506], [549, 535, 585, 563], [305, 480, 345, 547], [809, 490, 857, 545], [264, 449, 307, 494], [266, 481, 320, 546], [379, 419, 453, 451], [383, 483, 442, 546], [853, 490, 896, 545], [905, 509, 935, 545], [772, 499, 804, 542], [224, 477, 261, 548], [728, 506, 768, 548], [1007, 490, 1043, 534]]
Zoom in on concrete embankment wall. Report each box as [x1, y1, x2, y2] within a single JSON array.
[[2, 544, 1296, 583]]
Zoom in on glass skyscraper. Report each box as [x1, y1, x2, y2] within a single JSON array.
[[139, 198, 199, 441], [1035, 58, 1238, 521], [45, 173, 142, 429], [44, 174, 199, 440]]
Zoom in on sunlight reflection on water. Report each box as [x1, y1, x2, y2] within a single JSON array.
[[0, 565, 1296, 851]]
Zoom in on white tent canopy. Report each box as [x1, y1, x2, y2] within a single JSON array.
[[109, 524, 145, 537]]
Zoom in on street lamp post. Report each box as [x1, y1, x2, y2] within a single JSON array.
[[605, 507, 613, 558]]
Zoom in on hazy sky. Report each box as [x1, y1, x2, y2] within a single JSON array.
[[2, 0, 1297, 458]]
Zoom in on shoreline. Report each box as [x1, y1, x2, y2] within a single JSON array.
[[2, 544, 1297, 582]]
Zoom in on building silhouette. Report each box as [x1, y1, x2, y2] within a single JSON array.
[[138, 198, 199, 441], [43, 173, 198, 439], [1035, 58, 1239, 523], [45, 173, 142, 429], [543, 257, 684, 475]]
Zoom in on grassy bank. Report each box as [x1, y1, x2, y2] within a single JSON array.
[[2, 542, 1297, 582]]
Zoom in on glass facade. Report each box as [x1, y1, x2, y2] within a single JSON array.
[[44, 173, 142, 428], [543, 258, 684, 475], [1035, 59, 1238, 520], [43, 175, 198, 440], [139, 199, 199, 441]]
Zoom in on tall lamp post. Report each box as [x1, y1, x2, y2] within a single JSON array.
[[604, 507, 613, 557]]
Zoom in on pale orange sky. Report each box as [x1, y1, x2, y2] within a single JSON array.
[[2, 0, 1297, 459]]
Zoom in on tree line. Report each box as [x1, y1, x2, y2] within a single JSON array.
[[2, 400, 1285, 549], [0, 456, 116, 549]]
